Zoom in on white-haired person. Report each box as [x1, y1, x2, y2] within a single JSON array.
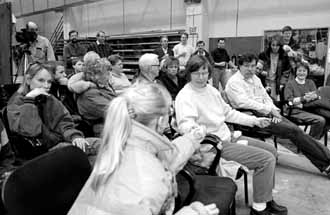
[[133, 53, 161, 85], [175, 55, 287, 215], [68, 83, 219, 215]]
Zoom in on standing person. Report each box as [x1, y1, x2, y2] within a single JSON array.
[[282, 26, 300, 51], [225, 53, 330, 178], [175, 55, 287, 215], [87, 31, 113, 58], [26, 21, 55, 63], [63, 30, 87, 76], [69, 83, 219, 215], [153, 35, 174, 61], [211, 38, 236, 90], [173, 32, 194, 73], [192, 40, 214, 66], [108, 54, 131, 94], [257, 34, 291, 100]]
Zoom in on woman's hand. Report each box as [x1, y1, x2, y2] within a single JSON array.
[[72, 137, 89, 152], [190, 125, 207, 142], [254, 117, 271, 128], [25, 88, 49, 98]]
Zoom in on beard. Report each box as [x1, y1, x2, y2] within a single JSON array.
[[71, 38, 78, 43]]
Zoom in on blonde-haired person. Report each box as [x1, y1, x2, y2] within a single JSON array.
[[76, 58, 116, 136], [68, 51, 101, 94], [7, 62, 90, 158], [69, 83, 218, 215], [108, 54, 131, 94]]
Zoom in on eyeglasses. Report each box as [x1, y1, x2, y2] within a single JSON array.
[[191, 72, 209, 77]]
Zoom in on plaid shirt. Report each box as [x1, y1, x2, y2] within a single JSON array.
[[87, 42, 113, 58]]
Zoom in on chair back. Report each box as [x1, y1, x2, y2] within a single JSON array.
[[2, 145, 92, 215]]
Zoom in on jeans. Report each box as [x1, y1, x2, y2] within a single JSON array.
[[262, 117, 330, 172], [290, 109, 326, 139]]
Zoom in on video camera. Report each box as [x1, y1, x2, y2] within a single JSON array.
[[15, 28, 37, 44]]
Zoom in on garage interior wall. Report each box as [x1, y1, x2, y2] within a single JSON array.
[[11, 0, 330, 43], [63, 0, 186, 39]]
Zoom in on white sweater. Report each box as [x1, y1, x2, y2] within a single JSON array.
[[175, 83, 258, 142]]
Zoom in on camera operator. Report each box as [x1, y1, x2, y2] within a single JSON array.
[[20, 21, 55, 63]]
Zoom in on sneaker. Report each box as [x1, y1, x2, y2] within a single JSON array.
[[266, 200, 288, 215], [250, 207, 271, 215]]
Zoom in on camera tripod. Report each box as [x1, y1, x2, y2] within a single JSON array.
[[13, 51, 30, 84]]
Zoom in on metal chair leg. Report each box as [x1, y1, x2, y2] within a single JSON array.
[[243, 170, 248, 205], [324, 131, 328, 147], [273, 136, 278, 149]]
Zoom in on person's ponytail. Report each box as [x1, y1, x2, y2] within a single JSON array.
[[91, 96, 131, 191]]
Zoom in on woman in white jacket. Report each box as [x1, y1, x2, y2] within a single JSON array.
[[69, 83, 218, 215]]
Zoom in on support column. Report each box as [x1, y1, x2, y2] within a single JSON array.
[[185, 0, 209, 50]]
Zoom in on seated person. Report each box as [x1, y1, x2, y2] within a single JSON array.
[[284, 62, 327, 139], [257, 34, 291, 100], [7, 62, 90, 157], [175, 55, 287, 215], [133, 53, 160, 85], [156, 56, 187, 100], [108, 54, 131, 94], [46, 61, 79, 117], [76, 59, 116, 136], [69, 57, 84, 78], [68, 51, 101, 94], [69, 83, 219, 215], [225, 53, 330, 178]]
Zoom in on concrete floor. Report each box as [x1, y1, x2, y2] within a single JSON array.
[[234, 136, 330, 215]]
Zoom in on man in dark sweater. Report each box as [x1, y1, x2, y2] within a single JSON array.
[[211, 38, 236, 89], [87, 31, 113, 58], [63, 30, 87, 75]]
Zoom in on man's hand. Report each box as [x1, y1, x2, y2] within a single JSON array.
[[72, 137, 89, 152], [271, 116, 282, 124], [270, 108, 282, 118], [254, 117, 271, 128]]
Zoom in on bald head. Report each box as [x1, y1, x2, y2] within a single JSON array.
[[26, 21, 38, 32], [138, 53, 160, 81]]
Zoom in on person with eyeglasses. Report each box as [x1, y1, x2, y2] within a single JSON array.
[[175, 55, 287, 215], [133, 53, 161, 85], [225, 53, 330, 181], [6, 62, 94, 159], [257, 34, 291, 100]]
